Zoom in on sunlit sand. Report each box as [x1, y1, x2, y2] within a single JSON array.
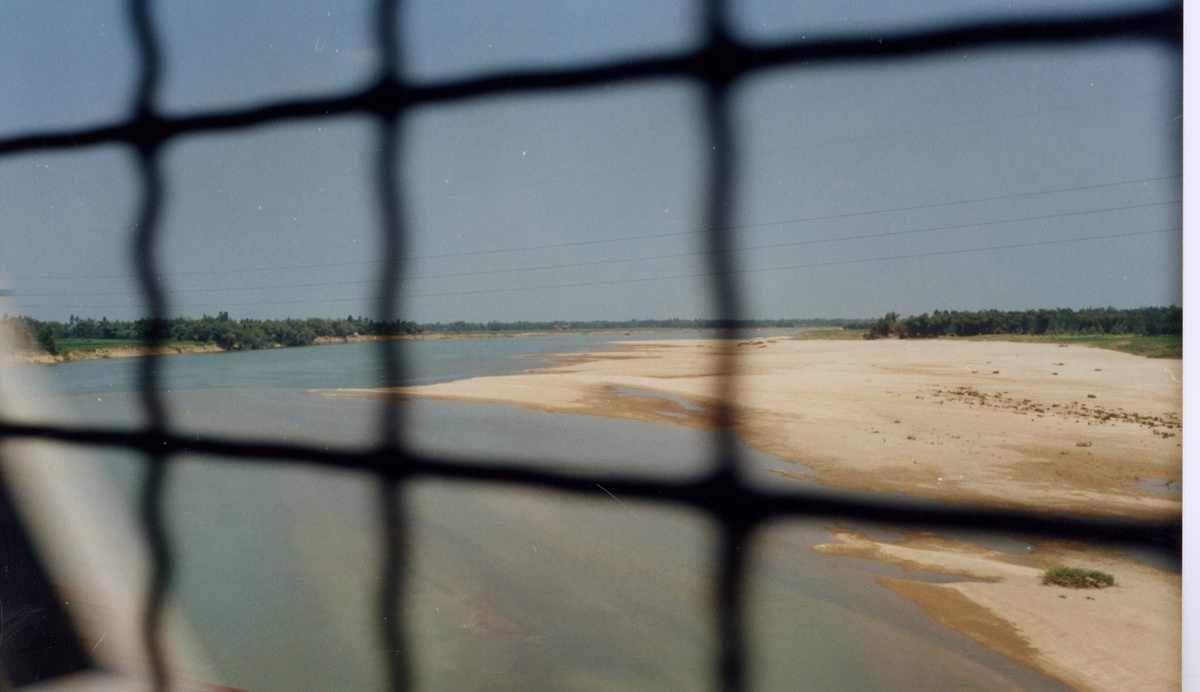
[[332, 336, 1181, 690]]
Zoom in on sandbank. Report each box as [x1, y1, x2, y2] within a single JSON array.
[[339, 337, 1182, 520], [325, 336, 1182, 688]]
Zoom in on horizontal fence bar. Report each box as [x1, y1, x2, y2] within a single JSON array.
[[0, 5, 1180, 158], [0, 420, 1179, 552]]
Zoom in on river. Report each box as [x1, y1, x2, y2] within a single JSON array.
[[26, 335, 1065, 690]]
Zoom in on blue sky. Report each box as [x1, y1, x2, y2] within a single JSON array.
[[0, 0, 1182, 323]]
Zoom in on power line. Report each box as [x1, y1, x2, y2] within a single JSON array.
[[11, 198, 1180, 299], [400, 228, 1183, 299], [4, 86, 1176, 273], [16, 227, 1178, 310], [7, 173, 1181, 283]]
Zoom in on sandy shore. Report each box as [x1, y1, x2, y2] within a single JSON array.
[[328, 336, 1181, 689], [814, 526, 1180, 691]]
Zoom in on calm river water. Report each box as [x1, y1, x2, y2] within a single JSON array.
[[34, 335, 1064, 691]]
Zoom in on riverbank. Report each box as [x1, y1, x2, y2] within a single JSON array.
[[9, 332, 579, 364], [326, 336, 1181, 689], [12, 342, 227, 364]]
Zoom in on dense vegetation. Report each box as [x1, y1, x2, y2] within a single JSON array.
[[421, 317, 853, 334], [2, 309, 1181, 359], [863, 306, 1181, 340], [1, 314, 846, 355], [1, 313, 421, 354]]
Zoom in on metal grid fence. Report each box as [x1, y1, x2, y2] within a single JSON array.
[[0, 1, 1182, 690]]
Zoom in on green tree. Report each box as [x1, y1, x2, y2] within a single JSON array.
[[864, 312, 900, 340], [36, 322, 59, 355]]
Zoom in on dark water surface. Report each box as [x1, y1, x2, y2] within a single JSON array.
[[34, 336, 1066, 691]]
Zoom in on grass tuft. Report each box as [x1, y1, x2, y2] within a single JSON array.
[[1042, 566, 1114, 589]]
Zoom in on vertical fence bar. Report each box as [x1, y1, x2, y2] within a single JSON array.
[[373, 112, 412, 690], [127, 1, 174, 689], [699, 1, 751, 689], [373, 2, 411, 689]]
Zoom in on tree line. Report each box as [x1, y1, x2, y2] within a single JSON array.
[[422, 317, 853, 333], [1, 312, 421, 354], [862, 306, 1181, 340], [4, 308, 1177, 354], [1, 314, 853, 354]]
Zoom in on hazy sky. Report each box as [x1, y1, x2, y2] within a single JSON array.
[[0, 1, 1182, 323]]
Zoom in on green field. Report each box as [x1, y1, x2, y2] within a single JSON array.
[[959, 333, 1181, 359], [790, 328, 868, 341]]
